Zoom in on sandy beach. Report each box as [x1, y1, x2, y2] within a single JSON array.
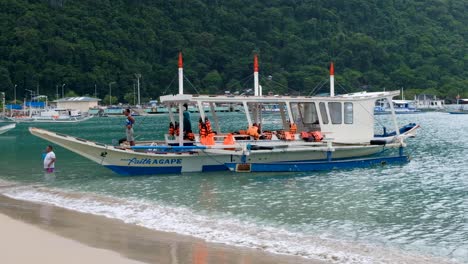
[[0, 195, 322, 264], [0, 213, 145, 264]]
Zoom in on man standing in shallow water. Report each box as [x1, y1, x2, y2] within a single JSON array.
[[124, 109, 135, 146], [43, 145, 56, 173]]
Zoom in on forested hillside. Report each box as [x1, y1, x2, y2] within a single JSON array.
[[0, 0, 466, 103]]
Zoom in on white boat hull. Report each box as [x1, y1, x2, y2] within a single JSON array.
[[0, 123, 16, 135], [29, 127, 396, 175], [7, 115, 93, 123]]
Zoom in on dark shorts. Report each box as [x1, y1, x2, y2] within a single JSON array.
[[45, 168, 55, 173]]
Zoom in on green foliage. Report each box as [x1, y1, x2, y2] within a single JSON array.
[[103, 95, 118, 106], [0, 0, 466, 102], [202, 70, 223, 94], [124, 92, 136, 105], [65, 90, 78, 97]]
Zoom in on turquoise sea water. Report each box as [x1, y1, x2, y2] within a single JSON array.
[[0, 112, 467, 263]]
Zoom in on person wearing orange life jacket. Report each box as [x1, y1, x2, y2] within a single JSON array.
[[289, 122, 297, 133], [247, 123, 260, 139], [168, 122, 175, 136], [204, 117, 213, 135], [198, 117, 206, 137], [174, 121, 180, 136], [199, 123, 208, 145], [199, 117, 207, 143]]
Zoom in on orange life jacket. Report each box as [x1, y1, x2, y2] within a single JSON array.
[[205, 117, 212, 135], [169, 122, 175, 136], [186, 132, 195, 141], [223, 133, 235, 145], [247, 126, 259, 139], [311, 131, 323, 142], [289, 123, 297, 134], [199, 123, 207, 138], [174, 122, 180, 136]]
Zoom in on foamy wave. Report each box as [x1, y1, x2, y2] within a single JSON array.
[[1, 186, 455, 264], [0, 179, 20, 188]]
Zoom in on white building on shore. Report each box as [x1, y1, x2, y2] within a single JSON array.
[[53, 97, 100, 113]]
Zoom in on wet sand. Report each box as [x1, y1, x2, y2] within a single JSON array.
[[0, 195, 322, 264]]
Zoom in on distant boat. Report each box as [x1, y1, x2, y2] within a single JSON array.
[[374, 100, 421, 115], [448, 106, 468, 115], [449, 110, 468, 114], [7, 108, 93, 123], [0, 123, 16, 135], [448, 97, 468, 114], [413, 94, 445, 111]]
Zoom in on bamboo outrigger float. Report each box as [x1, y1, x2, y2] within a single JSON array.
[[29, 53, 418, 175]]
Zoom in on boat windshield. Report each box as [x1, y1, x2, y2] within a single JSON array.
[[291, 102, 320, 131]]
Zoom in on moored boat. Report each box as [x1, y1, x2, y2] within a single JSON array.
[[448, 97, 468, 114], [0, 123, 16, 135], [29, 53, 418, 175], [374, 100, 421, 115], [7, 108, 92, 123], [448, 109, 468, 115]]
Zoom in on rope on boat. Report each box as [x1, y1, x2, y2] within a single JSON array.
[[99, 145, 109, 165], [201, 149, 232, 167]]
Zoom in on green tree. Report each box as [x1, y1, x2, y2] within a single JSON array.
[[103, 95, 118, 105], [65, 90, 78, 97], [202, 70, 223, 94], [124, 92, 136, 105]]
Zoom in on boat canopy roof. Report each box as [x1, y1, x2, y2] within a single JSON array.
[[160, 91, 400, 105]]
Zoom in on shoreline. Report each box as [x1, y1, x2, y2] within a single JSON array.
[[0, 194, 322, 264]]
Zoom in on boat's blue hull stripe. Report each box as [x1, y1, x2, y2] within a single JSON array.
[[105, 165, 182, 175], [225, 156, 409, 172], [202, 164, 229, 172], [104, 156, 408, 175]]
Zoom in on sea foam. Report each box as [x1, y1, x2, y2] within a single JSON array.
[[1, 185, 456, 264]]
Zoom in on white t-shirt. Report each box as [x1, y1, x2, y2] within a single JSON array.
[[44, 151, 56, 169]]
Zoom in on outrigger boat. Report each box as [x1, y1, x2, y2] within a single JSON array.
[[0, 123, 16, 135], [30, 53, 419, 175], [8, 108, 93, 123]]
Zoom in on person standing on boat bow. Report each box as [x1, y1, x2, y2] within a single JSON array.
[[124, 109, 135, 146]]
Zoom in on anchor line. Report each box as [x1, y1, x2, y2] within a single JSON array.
[[200, 143, 249, 167], [201, 149, 228, 167]]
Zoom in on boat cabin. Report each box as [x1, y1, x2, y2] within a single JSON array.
[[160, 91, 399, 144]]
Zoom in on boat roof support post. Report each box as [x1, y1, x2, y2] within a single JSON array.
[[243, 101, 252, 127], [178, 103, 184, 146], [252, 103, 262, 125], [387, 96, 400, 136], [279, 103, 288, 129], [167, 105, 175, 124], [209, 102, 221, 134], [286, 102, 294, 125], [197, 101, 205, 120]]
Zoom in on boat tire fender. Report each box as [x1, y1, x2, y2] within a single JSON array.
[[370, 140, 387, 146]]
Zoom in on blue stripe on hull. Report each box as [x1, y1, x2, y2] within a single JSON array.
[[225, 156, 409, 172], [105, 165, 182, 176], [202, 164, 229, 172]]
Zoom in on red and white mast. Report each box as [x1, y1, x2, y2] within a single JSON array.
[[330, 62, 335, 97], [254, 54, 260, 96], [177, 52, 184, 146], [178, 52, 184, 95]]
